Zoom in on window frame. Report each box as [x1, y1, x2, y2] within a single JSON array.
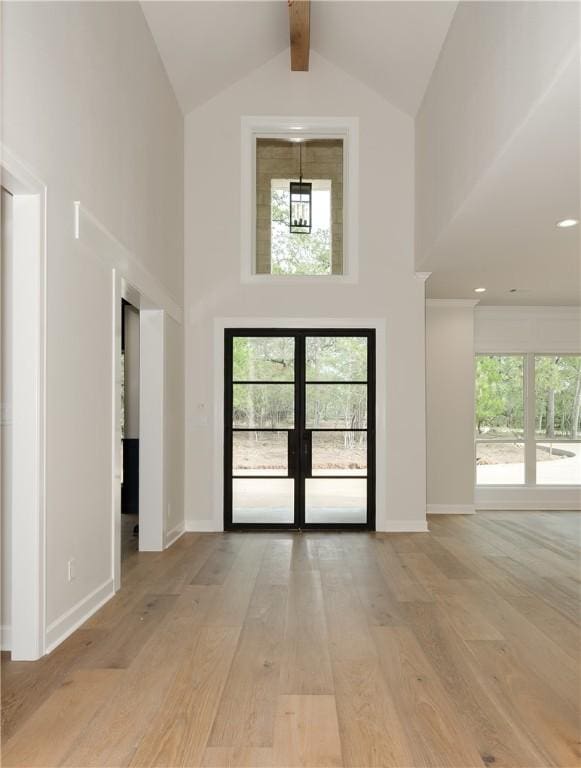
[[532, 353, 581, 486], [240, 116, 359, 284], [475, 351, 581, 488], [474, 353, 526, 486]]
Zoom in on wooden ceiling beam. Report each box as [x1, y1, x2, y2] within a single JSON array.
[[289, 0, 310, 71]]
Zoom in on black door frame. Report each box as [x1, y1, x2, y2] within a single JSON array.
[[224, 328, 376, 531]]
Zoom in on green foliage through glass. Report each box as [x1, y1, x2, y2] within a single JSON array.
[[475, 355, 524, 438], [535, 355, 581, 439], [233, 337, 294, 381], [306, 336, 367, 381], [271, 182, 332, 275]]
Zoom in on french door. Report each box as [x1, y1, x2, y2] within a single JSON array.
[[224, 329, 375, 530]]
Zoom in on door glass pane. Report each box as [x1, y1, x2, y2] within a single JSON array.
[[233, 384, 294, 428], [312, 431, 367, 476], [305, 479, 366, 524], [233, 431, 289, 476], [535, 355, 581, 439], [475, 355, 524, 438], [306, 336, 367, 381], [233, 479, 294, 524], [536, 442, 581, 485], [475, 442, 525, 485], [306, 384, 367, 429], [233, 336, 294, 381]]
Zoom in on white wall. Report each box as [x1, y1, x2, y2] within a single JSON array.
[[184, 51, 427, 532], [2, 2, 184, 648], [475, 306, 581, 354], [426, 301, 476, 512], [416, 1, 580, 264]]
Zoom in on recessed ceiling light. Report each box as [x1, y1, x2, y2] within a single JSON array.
[[474, 287, 486, 293], [556, 218, 579, 228]]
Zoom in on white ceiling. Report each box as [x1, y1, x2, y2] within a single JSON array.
[[141, 1, 457, 115], [310, 1, 457, 116], [424, 55, 580, 306]]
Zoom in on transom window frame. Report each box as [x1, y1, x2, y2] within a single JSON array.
[[240, 116, 359, 284]]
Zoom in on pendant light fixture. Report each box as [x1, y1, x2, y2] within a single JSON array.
[[289, 141, 312, 234]]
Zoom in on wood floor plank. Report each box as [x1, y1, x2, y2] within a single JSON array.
[[504, 593, 580, 659], [456, 579, 579, 711], [76, 592, 180, 670], [62, 586, 218, 767], [279, 570, 335, 695], [331, 658, 414, 767], [2, 669, 123, 767], [402, 600, 550, 767], [375, 538, 433, 602], [1, 512, 579, 768], [397, 551, 466, 598], [321, 556, 413, 767], [208, 583, 288, 748], [204, 536, 268, 627], [466, 639, 580, 767], [0, 628, 107, 741], [201, 746, 275, 767], [191, 535, 245, 585], [372, 625, 486, 767], [272, 695, 343, 767], [129, 626, 240, 767]]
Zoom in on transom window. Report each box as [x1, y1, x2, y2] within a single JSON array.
[[255, 138, 343, 276], [270, 179, 332, 275]]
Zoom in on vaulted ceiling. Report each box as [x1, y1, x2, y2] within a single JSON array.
[[141, 1, 458, 116], [424, 53, 580, 306], [142, 1, 579, 307]]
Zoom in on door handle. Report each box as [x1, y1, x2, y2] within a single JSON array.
[[303, 430, 312, 477], [288, 430, 298, 477]]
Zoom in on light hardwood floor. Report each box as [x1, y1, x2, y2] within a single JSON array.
[[2, 512, 580, 767]]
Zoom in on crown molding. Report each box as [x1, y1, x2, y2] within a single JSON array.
[[475, 305, 581, 313], [426, 299, 480, 308]]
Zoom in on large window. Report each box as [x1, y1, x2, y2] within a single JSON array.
[[475, 353, 581, 486], [535, 355, 581, 485], [475, 355, 525, 485]]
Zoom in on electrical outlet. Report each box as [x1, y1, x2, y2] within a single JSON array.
[[67, 558, 76, 582]]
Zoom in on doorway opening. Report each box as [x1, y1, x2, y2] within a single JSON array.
[[224, 329, 375, 530], [120, 299, 140, 562], [113, 279, 165, 590]]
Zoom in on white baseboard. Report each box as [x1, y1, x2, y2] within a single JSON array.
[[379, 519, 429, 533], [476, 500, 581, 511], [1, 624, 11, 651], [476, 487, 581, 511], [45, 578, 114, 654], [186, 519, 430, 533], [165, 523, 185, 548], [185, 519, 221, 533], [427, 504, 475, 515]]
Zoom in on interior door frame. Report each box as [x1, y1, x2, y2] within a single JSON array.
[[1, 145, 47, 660], [223, 327, 376, 531]]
